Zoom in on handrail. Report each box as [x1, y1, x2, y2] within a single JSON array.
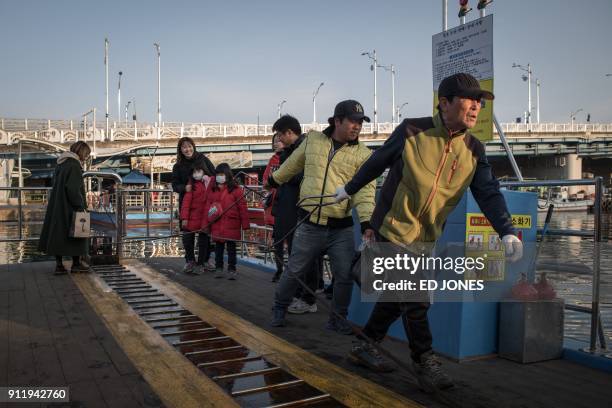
[[503, 177, 604, 353]]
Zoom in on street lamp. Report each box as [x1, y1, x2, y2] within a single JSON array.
[[396, 102, 409, 121], [104, 38, 109, 139], [312, 82, 324, 124], [570, 108, 583, 128], [154, 43, 161, 128], [535, 78, 541, 123], [361, 50, 378, 132], [117, 71, 123, 126], [512, 63, 533, 123], [378, 64, 396, 123], [125, 101, 132, 124], [277, 100, 287, 119]]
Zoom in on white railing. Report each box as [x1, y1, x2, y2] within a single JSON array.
[[497, 122, 612, 133], [2, 118, 612, 146]]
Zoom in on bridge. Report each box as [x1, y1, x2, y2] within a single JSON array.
[[1, 118, 612, 190]]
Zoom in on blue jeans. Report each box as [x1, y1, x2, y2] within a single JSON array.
[[274, 223, 355, 317]]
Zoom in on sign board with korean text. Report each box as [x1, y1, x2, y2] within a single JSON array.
[[432, 15, 494, 141], [464, 212, 531, 281]]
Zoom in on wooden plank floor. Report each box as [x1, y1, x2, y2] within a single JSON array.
[[0, 262, 164, 408], [143, 257, 612, 408]]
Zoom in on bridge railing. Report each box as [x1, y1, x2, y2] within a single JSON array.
[[2, 118, 612, 146], [498, 122, 612, 133]]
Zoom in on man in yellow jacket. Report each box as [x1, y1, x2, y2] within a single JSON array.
[[267, 100, 376, 332]]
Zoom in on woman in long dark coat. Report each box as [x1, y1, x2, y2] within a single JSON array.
[[171, 137, 216, 271], [38, 141, 91, 274]]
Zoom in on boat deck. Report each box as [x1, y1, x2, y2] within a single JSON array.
[[1, 258, 611, 408]]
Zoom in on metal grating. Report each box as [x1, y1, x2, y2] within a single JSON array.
[[91, 264, 344, 407]]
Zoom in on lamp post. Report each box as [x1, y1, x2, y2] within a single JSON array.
[[277, 100, 286, 118], [117, 71, 123, 126], [379, 64, 396, 123], [396, 102, 409, 121], [312, 82, 324, 124], [361, 50, 378, 132], [570, 108, 583, 128], [512, 63, 532, 123], [104, 38, 109, 139], [125, 101, 132, 124], [154, 43, 161, 128], [535, 78, 541, 123]]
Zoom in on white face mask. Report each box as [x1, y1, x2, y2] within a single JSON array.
[[216, 175, 226, 184], [192, 171, 204, 181]]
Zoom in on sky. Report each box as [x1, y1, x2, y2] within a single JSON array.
[[1, 0, 611, 125]]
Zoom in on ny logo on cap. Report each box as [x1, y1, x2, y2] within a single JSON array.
[[355, 103, 363, 113]]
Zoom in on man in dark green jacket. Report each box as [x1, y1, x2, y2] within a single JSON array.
[[39, 141, 91, 274], [335, 73, 523, 392]]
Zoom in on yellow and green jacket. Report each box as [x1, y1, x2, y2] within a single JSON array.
[[270, 129, 375, 229], [345, 114, 515, 244]]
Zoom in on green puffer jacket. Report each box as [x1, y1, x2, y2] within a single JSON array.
[[271, 129, 375, 227]]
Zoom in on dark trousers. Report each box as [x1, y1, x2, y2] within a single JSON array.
[[294, 255, 322, 305], [362, 301, 432, 362], [183, 232, 210, 264], [215, 241, 237, 271], [273, 234, 293, 276]]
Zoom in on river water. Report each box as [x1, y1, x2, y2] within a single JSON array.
[[1, 209, 610, 350]]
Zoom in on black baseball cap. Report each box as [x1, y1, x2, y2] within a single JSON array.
[[331, 99, 371, 122], [438, 73, 494, 101]]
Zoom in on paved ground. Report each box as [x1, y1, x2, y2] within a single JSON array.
[[0, 262, 164, 408], [144, 257, 612, 408]]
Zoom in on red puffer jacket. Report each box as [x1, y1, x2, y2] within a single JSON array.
[[262, 153, 280, 226], [179, 178, 210, 232], [203, 183, 250, 242]]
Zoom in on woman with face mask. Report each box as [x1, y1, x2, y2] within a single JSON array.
[[203, 163, 250, 280], [179, 163, 212, 274], [38, 141, 92, 274]]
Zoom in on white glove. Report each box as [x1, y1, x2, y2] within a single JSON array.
[[334, 185, 350, 203], [502, 234, 523, 262]]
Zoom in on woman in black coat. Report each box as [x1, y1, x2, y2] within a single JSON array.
[[171, 137, 215, 208], [171, 137, 215, 271], [38, 141, 91, 274]]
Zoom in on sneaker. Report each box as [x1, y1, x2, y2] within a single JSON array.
[[228, 270, 237, 280], [415, 351, 454, 392], [214, 267, 225, 279], [270, 308, 286, 327], [205, 260, 216, 271], [183, 261, 195, 274], [325, 315, 353, 335], [54, 265, 68, 275], [71, 264, 90, 274], [348, 340, 396, 372], [191, 265, 203, 275], [288, 299, 317, 314]]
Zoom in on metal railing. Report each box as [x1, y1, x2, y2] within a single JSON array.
[[501, 177, 606, 353], [0, 186, 52, 241]]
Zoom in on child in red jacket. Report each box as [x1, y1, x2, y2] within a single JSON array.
[[204, 163, 250, 280], [179, 162, 212, 274]]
